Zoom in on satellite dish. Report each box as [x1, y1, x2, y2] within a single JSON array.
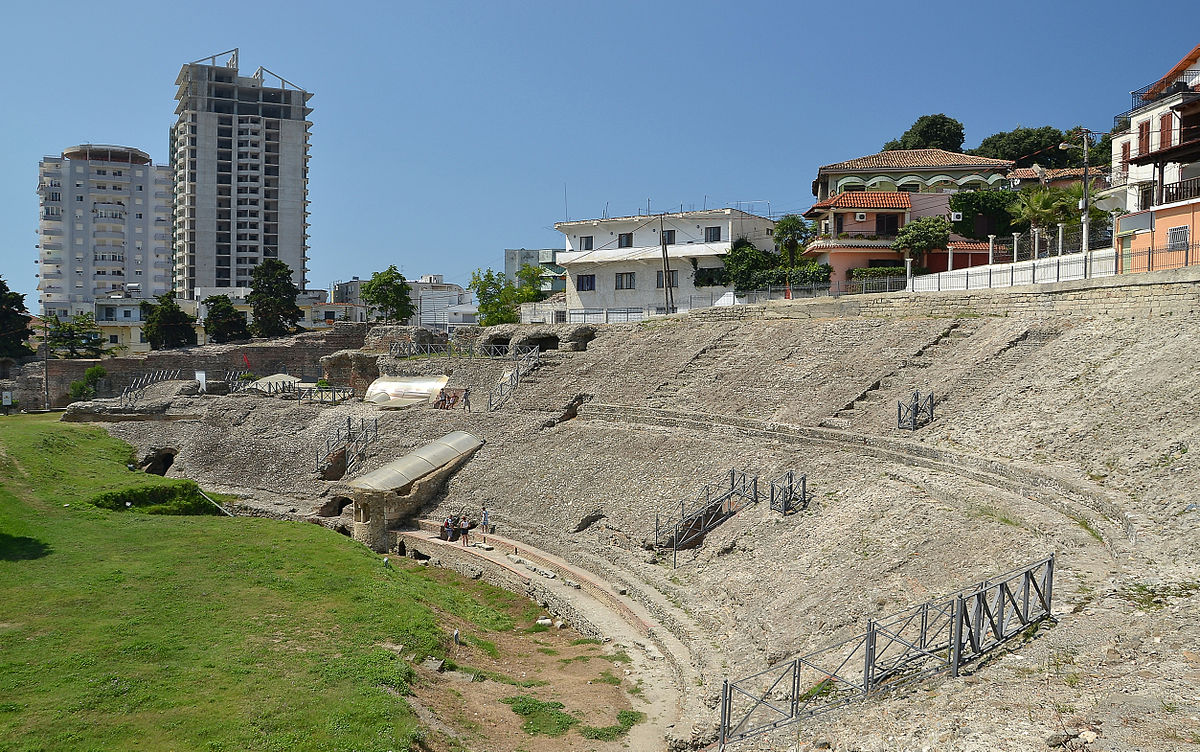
[[1093, 195, 1123, 213]]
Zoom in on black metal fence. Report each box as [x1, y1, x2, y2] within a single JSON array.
[[119, 369, 183, 408], [316, 416, 380, 474], [486, 346, 541, 411], [897, 391, 934, 430], [297, 386, 356, 404], [768, 471, 809, 514], [388, 341, 537, 359], [718, 555, 1055, 748]]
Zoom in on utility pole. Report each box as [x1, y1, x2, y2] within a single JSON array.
[[1082, 133, 1091, 253], [42, 317, 50, 409], [659, 214, 674, 313]]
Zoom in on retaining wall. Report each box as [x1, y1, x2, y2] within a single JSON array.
[[689, 265, 1200, 322]]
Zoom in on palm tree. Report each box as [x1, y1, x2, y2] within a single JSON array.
[[773, 214, 812, 267], [1008, 188, 1062, 236]]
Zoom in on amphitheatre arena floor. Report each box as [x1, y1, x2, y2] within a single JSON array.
[[95, 297, 1200, 751]]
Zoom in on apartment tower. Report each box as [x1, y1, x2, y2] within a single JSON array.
[[171, 49, 312, 299], [36, 145, 173, 318]]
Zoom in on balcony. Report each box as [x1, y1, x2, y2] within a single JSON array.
[[42, 242, 63, 251], [95, 231, 125, 239], [1114, 72, 1200, 130], [1162, 177, 1200, 205]]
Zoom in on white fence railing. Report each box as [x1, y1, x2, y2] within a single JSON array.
[[910, 249, 1118, 292]]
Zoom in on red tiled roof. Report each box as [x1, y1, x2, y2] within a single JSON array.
[[810, 191, 912, 211], [1145, 44, 1200, 99], [946, 240, 991, 252], [819, 149, 1015, 172], [1007, 166, 1110, 181]]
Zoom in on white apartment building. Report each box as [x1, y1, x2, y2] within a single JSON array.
[[172, 49, 312, 299], [35, 145, 173, 319], [1105, 47, 1200, 213], [554, 208, 775, 312], [331, 274, 472, 331]]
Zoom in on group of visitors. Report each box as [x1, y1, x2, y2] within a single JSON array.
[[440, 504, 490, 546], [432, 387, 471, 412]]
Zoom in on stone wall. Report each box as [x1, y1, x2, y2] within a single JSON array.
[[690, 265, 1200, 322], [11, 323, 367, 408]]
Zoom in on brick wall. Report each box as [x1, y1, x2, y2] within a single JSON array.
[[16, 323, 367, 408]]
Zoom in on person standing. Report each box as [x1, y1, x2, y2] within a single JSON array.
[[459, 516, 470, 547], [481, 505, 489, 543], [461, 387, 471, 413]]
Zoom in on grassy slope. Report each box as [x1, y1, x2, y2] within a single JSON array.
[[0, 415, 525, 751]]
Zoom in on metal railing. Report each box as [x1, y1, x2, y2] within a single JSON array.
[[897, 390, 934, 430], [297, 386, 356, 404], [119, 369, 182, 408], [388, 341, 537, 359], [768, 470, 809, 514], [485, 346, 541, 411], [250, 379, 296, 396], [655, 470, 760, 568], [223, 370, 253, 392], [718, 555, 1055, 748], [316, 416, 380, 474]]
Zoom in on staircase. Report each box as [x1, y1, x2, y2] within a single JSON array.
[[647, 329, 740, 409], [820, 322, 978, 430]]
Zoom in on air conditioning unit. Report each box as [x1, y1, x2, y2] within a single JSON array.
[[950, 211, 964, 222], [855, 212, 867, 222]]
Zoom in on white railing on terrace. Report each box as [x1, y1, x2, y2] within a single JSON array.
[[910, 249, 1117, 292]]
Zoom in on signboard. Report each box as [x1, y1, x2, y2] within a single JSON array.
[[195, 370, 206, 393], [1, 392, 11, 406]]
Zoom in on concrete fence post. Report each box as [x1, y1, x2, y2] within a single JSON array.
[[988, 234, 995, 265]]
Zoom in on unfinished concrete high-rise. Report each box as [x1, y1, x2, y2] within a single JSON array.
[[171, 49, 312, 300]]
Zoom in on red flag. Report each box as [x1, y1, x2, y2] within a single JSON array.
[[242, 353, 251, 369]]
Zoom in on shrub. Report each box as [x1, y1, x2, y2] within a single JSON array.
[[849, 266, 906, 280], [90, 480, 221, 516], [316, 378, 331, 388], [68, 380, 95, 402]]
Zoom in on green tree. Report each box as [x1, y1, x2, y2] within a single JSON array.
[[248, 259, 302, 337], [514, 264, 547, 303], [47, 313, 105, 358], [469, 269, 519, 327], [720, 238, 830, 293], [773, 214, 814, 267], [971, 126, 1069, 167], [1008, 188, 1064, 236], [949, 190, 1019, 239], [360, 265, 416, 323], [893, 216, 952, 263], [883, 114, 966, 152], [68, 365, 107, 403], [201, 295, 250, 344], [141, 292, 198, 350], [0, 276, 34, 358]]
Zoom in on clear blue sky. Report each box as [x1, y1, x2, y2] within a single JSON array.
[[2, 0, 1195, 305]]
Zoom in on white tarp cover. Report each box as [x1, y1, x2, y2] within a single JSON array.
[[348, 430, 484, 492], [364, 375, 450, 408], [248, 373, 302, 391]]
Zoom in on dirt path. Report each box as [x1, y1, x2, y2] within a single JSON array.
[[397, 524, 696, 750]]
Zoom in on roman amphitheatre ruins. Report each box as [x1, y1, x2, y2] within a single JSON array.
[[28, 268, 1200, 751]]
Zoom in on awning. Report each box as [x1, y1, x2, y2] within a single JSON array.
[[348, 430, 484, 492]]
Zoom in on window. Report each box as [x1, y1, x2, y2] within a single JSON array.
[[1137, 120, 1151, 155], [656, 270, 679, 288], [661, 229, 676, 245], [123, 309, 131, 318], [76, 195, 83, 202], [617, 232, 633, 248], [1120, 142, 1130, 174], [842, 185, 866, 192], [1160, 113, 1174, 150], [704, 226, 721, 242], [898, 184, 921, 193], [876, 214, 899, 236], [615, 272, 636, 289], [108, 334, 119, 344], [1167, 226, 1190, 251], [47, 191, 61, 202], [576, 274, 596, 291], [578, 235, 594, 250]]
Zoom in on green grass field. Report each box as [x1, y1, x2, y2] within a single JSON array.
[[0, 414, 527, 751]]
